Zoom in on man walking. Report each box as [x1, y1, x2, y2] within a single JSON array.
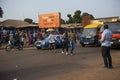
[[69, 29, 76, 55], [61, 30, 69, 55], [100, 24, 113, 69]]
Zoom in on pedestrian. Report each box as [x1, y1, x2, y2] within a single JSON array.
[[9, 31, 14, 45], [100, 24, 113, 69], [3, 30, 7, 43], [48, 31, 56, 51], [29, 32, 33, 45], [0, 31, 2, 47], [37, 30, 41, 40], [14, 31, 21, 47], [33, 31, 37, 43], [68, 29, 76, 55], [61, 30, 69, 55]]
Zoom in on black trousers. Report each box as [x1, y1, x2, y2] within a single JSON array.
[[62, 41, 69, 52], [101, 46, 112, 67]]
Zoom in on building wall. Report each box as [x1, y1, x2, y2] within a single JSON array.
[[91, 17, 119, 24]]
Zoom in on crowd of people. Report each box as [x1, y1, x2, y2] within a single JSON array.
[[0, 30, 52, 47], [0, 28, 81, 55], [0, 25, 113, 69], [46, 29, 78, 55], [0, 29, 80, 48]]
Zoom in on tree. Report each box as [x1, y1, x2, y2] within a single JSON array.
[[73, 10, 82, 23], [89, 14, 94, 20], [61, 18, 66, 24], [66, 10, 95, 24], [0, 7, 3, 18], [67, 14, 73, 23], [82, 12, 94, 20], [82, 12, 89, 17], [24, 18, 33, 24]]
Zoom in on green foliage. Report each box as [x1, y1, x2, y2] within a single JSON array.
[[73, 10, 81, 23], [90, 14, 94, 20], [67, 14, 73, 23], [65, 10, 95, 24], [82, 12, 89, 17], [24, 18, 33, 24], [82, 12, 94, 20], [61, 18, 66, 24], [0, 7, 3, 18], [67, 14, 72, 18]]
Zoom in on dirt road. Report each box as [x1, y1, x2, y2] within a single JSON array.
[[0, 46, 120, 80]]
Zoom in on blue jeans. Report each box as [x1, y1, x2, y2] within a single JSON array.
[[70, 41, 76, 53]]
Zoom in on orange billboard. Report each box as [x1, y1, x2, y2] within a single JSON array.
[[39, 12, 61, 28]]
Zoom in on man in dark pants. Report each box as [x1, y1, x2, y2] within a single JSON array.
[[102, 46, 112, 68], [100, 24, 113, 69], [61, 30, 69, 55]]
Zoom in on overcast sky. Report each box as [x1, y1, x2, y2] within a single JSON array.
[[0, 0, 120, 22]]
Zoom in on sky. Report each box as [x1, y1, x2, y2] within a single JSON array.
[[0, 0, 120, 22]]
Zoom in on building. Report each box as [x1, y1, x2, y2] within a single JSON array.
[[91, 16, 119, 24], [0, 19, 38, 31]]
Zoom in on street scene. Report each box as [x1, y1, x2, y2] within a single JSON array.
[[0, 0, 120, 80], [0, 46, 120, 80]]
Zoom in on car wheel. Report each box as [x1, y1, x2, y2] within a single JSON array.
[[81, 43, 85, 47], [37, 47, 41, 49]]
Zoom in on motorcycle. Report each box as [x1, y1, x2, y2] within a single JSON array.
[[6, 40, 23, 51]]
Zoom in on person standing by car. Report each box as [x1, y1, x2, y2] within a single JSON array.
[[100, 24, 113, 69], [48, 31, 56, 51], [61, 30, 69, 55]]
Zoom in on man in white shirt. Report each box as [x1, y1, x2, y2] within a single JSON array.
[[48, 32, 56, 50], [100, 24, 112, 69]]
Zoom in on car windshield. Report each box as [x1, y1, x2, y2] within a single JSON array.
[[100, 23, 120, 33], [82, 28, 97, 35]]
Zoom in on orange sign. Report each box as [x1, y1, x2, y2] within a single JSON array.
[[39, 12, 61, 28]]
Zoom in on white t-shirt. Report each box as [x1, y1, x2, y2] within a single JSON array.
[[48, 34, 55, 43]]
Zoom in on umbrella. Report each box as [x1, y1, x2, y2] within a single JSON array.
[[46, 28, 55, 32]]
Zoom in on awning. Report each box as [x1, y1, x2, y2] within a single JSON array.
[[84, 24, 102, 28]]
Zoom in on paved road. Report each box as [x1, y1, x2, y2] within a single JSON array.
[[0, 46, 120, 80]]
